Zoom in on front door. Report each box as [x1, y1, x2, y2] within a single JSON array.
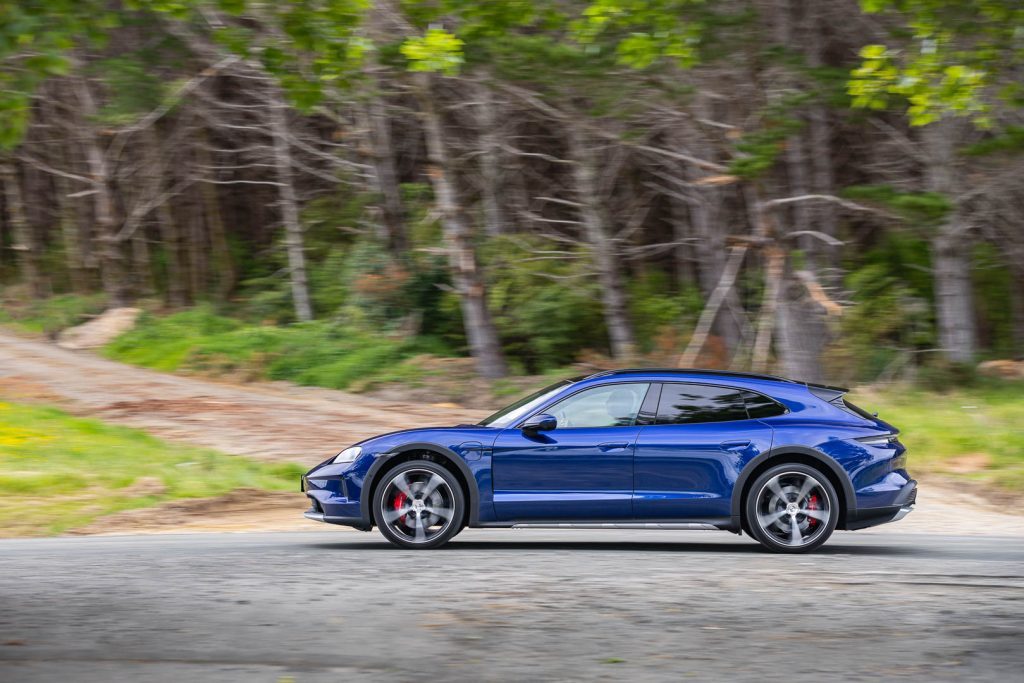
[[491, 382, 652, 520]]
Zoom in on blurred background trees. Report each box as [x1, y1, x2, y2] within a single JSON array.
[[1, 0, 1022, 384]]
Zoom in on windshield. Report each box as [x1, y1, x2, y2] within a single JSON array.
[[478, 377, 582, 428]]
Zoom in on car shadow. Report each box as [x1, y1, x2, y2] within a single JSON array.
[[304, 538, 919, 556]]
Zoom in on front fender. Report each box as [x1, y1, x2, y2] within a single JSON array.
[[358, 442, 484, 528]]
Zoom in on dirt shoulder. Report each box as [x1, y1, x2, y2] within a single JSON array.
[[0, 329, 485, 466]]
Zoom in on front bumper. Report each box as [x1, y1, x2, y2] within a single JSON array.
[[846, 479, 917, 530], [301, 474, 371, 530]]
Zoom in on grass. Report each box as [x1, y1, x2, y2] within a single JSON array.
[[0, 400, 304, 537], [0, 292, 108, 336], [849, 379, 1024, 493], [102, 306, 445, 391]]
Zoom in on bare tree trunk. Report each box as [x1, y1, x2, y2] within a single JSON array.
[[132, 228, 156, 296], [1010, 260, 1024, 358], [678, 245, 748, 367], [418, 76, 507, 378], [475, 81, 506, 237], [52, 169, 88, 293], [76, 77, 130, 307], [360, 85, 408, 253], [775, 269, 829, 382], [268, 90, 314, 322], [923, 119, 976, 364], [197, 134, 235, 302], [667, 191, 697, 288], [156, 199, 188, 308], [567, 124, 636, 360], [931, 225, 976, 363], [1, 162, 48, 298], [752, 245, 785, 374]]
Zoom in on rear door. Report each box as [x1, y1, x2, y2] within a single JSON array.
[[633, 383, 778, 519]]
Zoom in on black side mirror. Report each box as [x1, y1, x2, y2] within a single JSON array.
[[522, 413, 557, 433]]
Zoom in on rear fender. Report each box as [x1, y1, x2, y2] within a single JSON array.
[[730, 445, 857, 529]]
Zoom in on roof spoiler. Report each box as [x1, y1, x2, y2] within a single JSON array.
[[805, 382, 848, 403]]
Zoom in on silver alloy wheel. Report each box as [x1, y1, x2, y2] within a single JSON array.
[[754, 471, 832, 548], [378, 468, 456, 544]]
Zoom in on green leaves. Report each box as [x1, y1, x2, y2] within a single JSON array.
[[850, 1, 1023, 126], [573, 0, 706, 69], [400, 28, 465, 75]]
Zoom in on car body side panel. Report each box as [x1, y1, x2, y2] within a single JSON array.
[[491, 426, 640, 520], [633, 420, 773, 518]]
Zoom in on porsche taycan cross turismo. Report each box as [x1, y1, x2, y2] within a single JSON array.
[[301, 369, 916, 553]]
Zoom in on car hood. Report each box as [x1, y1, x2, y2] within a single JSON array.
[[353, 424, 499, 454]]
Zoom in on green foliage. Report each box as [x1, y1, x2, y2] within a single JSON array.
[[0, 0, 117, 147], [627, 271, 703, 353], [0, 399, 302, 536], [850, 1, 1024, 126], [849, 379, 1024, 492], [826, 260, 933, 382], [728, 94, 810, 179], [841, 185, 952, 226], [573, 0, 708, 69], [400, 28, 465, 75], [484, 236, 605, 372], [0, 293, 108, 336], [103, 307, 449, 391], [963, 126, 1024, 156]]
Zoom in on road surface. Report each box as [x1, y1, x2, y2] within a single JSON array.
[[2, 529, 1022, 681]]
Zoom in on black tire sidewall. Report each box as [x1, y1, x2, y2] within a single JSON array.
[[373, 459, 465, 549], [744, 463, 839, 554]]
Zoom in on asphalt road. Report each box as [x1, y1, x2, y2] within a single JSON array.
[[1, 529, 1022, 682]]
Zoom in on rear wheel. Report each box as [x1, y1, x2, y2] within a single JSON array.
[[744, 463, 838, 553], [373, 460, 464, 549]]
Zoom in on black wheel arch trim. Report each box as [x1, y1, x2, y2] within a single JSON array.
[[731, 445, 857, 527], [359, 442, 481, 528]]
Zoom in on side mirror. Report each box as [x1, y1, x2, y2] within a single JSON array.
[[522, 413, 557, 433]]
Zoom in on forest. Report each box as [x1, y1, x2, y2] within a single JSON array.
[[1, 0, 1022, 388]]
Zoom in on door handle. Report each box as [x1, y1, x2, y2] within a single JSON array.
[[598, 442, 630, 452], [720, 439, 751, 451]]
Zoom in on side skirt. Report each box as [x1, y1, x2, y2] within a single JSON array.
[[473, 518, 737, 532]]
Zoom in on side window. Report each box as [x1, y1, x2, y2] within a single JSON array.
[[742, 391, 786, 418], [546, 383, 651, 429], [656, 384, 748, 424]]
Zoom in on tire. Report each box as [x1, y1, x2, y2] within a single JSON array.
[[373, 460, 465, 549], [744, 463, 838, 554]]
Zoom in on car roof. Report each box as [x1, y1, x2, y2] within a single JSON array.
[[581, 368, 847, 395]]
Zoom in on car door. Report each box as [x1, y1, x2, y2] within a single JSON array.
[[492, 382, 652, 521], [634, 383, 777, 520]]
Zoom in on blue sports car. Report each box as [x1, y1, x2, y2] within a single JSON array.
[[302, 369, 916, 553]]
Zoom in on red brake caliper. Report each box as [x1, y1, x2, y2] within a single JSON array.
[[394, 491, 408, 523], [806, 494, 819, 528]]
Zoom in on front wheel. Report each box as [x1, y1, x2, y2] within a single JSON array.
[[744, 463, 838, 554], [373, 460, 465, 549]]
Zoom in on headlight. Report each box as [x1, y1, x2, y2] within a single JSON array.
[[332, 446, 362, 464]]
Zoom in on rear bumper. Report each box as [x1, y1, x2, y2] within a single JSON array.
[[846, 479, 917, 530]]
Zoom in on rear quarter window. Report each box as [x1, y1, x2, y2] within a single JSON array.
[[742, 391, 786, 418]]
